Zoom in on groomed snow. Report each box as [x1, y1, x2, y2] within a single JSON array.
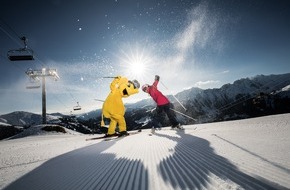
[[1, 114, 290, 190]]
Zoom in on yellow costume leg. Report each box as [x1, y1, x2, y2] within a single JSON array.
[[110, 113, 126, 132], [107, 119, 117, 135]]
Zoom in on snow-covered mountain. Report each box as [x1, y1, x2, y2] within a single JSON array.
[[0, 112, 92, 140], [0, 111, 41, 126], [0, 111, 61, 126], [175, 73, 290, 123]]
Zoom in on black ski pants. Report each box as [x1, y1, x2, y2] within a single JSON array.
[[152, 103, 179, 127]]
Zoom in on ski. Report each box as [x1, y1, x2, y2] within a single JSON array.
[[86, 134, 118, 141], [103, 131, 141, 141], [85, 130, 141, 141], [170, 125, 197, 130]]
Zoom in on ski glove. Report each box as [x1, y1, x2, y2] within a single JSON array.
[[155, 75, 160, 81]]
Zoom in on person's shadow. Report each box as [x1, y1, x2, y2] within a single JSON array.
[[155, 130, 282, 189], [4, 139, 149, 190]]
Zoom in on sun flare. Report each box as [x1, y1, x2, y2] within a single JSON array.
[[127, 54, 147, 76], [119, 45, 153, 81]]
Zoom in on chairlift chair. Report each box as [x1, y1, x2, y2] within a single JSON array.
[[7, 37, 34, 61], [73, 102, 82, 111], [26, 81, 41, 89], [26, 84, 41, 89]]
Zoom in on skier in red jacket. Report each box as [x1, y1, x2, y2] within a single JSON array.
[[142, 75, 183, 132]]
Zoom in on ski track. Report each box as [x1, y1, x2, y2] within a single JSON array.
[[2, 114, 290, 190]]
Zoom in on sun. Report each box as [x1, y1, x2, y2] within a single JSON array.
[[129, 59, 145, 75], [118, 44, 153, 80]]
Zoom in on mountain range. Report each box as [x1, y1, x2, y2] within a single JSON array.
[[1, 73, 290, 139]]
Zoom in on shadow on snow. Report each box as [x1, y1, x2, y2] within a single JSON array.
[[4, 139, 149, 190], [4, 130, 285, 190], [155, 130, 283, 189]]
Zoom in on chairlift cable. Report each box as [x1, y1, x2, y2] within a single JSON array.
[[0, 18, 23, 46]]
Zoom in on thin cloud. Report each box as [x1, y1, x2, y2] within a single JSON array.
[[195, 80, 220, 88], [221, 70, 230, 74], [154, 2, 219, 93], [172, 2, 216, 66]]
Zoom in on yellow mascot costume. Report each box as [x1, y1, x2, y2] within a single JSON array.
[[101, 76, 140, 137]]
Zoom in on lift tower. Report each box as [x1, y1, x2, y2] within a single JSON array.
[[25, 68, 59, 124]]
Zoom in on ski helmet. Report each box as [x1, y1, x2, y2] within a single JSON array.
[[131, 80, 140, 89], [142, 84, 149, 92]]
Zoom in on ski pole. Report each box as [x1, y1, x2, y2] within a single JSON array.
[[146, 107, 156, 113], [94, 99, 105, 102], [102, 76, 118, 78], [96, 76, 119, 80], [170, 108, 197, 121], [160, 81, 187, 111]]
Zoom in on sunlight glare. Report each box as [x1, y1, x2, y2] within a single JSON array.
[[119, 45, 153, 81], [128, 55, 146, 76]]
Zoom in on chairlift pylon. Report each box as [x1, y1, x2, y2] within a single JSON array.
[[73, 102, 82, 111], [7, 36, 34, 61]]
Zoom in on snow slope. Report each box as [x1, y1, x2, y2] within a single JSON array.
[[1, 114, 290, 190]]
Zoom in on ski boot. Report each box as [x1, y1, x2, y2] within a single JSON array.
[[104, 133, 118, 138], [151, 127, 156, 134], [171, 123, 184, 130], [118, 131, 129, 137]]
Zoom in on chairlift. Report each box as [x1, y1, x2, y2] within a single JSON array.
[[73, 102, 82, 111], [26, 83, 41, 89], [7, 36, 34, 61]]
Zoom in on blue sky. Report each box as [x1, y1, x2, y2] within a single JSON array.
[[1, 0, 290, 115]]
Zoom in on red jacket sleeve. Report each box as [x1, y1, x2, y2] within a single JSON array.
[[152, 79, 159, 88]]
